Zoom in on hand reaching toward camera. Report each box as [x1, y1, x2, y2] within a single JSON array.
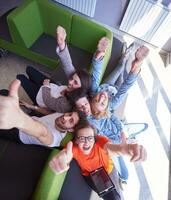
[[49, 141, 73, 174], [0, 80, 24, 129]]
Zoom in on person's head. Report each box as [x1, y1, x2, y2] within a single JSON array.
[[90, 91, 109, 119], [74, 119, 96, 155], [68, 69, 92, 91], [75, 96, 92, 116], [55, 112, 80, 132], [66, 88, 92, 116]]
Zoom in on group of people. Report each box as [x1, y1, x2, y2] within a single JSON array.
[[0, 26, 149, 199]]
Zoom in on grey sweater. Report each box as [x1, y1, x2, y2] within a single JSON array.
[[42, 45, 75, 113]]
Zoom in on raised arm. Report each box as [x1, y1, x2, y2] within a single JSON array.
[[104, 133, 147, 162], [0, 80, 53, 145], [20, 100, 53, 115], [42, 87, 72, 113], [55, 26, 75, 78], [91, 37, 109, 94], [109, 45, 149, 109], [109, 66, 140, 109], [49, 141, 73, 174]]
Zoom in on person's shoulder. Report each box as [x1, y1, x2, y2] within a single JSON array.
[[96, 135, 110, 145]]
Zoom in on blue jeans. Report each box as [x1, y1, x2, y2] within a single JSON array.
[[104, 57, 129, 88], [16, 66, 48, 104], [113, 156, 128, 181]]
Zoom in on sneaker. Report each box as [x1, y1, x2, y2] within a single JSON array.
[[119, 178, 127, 191]]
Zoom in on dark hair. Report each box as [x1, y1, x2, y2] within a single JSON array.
[[70, 69, 92, 92], [66, 88, 89, 107], [73, 118, 97, 141]]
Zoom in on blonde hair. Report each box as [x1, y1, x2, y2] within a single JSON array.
[[92, 106, 109, 119]]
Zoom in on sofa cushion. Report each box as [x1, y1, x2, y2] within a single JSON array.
[[30, 33, 58, 60], [0, 140, 51, 199], [59, 160, 100, 200], [7, 1, 43, 48]]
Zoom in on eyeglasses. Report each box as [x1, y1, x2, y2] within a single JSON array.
[[76, 136, 95, 143]]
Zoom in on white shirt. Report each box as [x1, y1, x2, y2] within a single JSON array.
[[36, 83, 67, 107], [19, 112, 66, 147]]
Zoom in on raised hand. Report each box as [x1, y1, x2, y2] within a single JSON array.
[[49, 141, 73, 174], [0, 79, 24, 129], [120, 133, 147, 162], [56, 26, 66, 51], [131, 46, 149, 74], [43, 79, 50, 86]]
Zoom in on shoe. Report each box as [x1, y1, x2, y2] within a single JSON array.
[[119, 178, 127, 191]]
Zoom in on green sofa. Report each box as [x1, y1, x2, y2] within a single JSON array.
[[0, 0, 113, 81], [0, 1, 113, 199]]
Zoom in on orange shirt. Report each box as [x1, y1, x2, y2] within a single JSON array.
[[72, 135, 114, 176]]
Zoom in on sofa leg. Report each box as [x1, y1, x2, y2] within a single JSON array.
[[0, 48, 8, 57]]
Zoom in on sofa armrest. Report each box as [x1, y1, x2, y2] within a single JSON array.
[[7, 0, 43, 48], [32, 149, 67, 200]]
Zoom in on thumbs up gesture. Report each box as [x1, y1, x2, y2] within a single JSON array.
[[120, 133, 147, 162], [49, 141, 73, 174], [0, 79, 23, 129]]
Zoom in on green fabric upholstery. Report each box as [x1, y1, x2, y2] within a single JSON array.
[[32, 149, 67, 200], [70, 15, 113, 79], [3, 0, 113, 73], [70, 15, 109, 53], [7, 1, 43, 48], [38, 0, 72, 43], [60, 133, 73, 147]]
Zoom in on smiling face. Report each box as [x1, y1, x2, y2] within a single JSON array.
[[75, 127, 95, 155], [55, 112, 79, 132], [68, 73, 81, 91], [75, 97, 92, 116], [91, 92, 109, 115]]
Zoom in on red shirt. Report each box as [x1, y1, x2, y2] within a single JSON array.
[[72, 135, 114, 176]]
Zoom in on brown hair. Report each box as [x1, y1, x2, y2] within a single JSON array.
[[69, 69, 92, 92], [73, 119, 97, 141]]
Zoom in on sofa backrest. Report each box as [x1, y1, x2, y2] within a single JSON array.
[[38, 0, 73, 43], [70, 15, 113, 79], [70, 15, 109, 53], [7, 0, 43, 48]]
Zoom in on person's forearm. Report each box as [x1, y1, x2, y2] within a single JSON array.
[[35, 106, 53, 115], [105, 142, 128, 156], [56, 45, 75, 78], [17, 110, 53, 145]]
